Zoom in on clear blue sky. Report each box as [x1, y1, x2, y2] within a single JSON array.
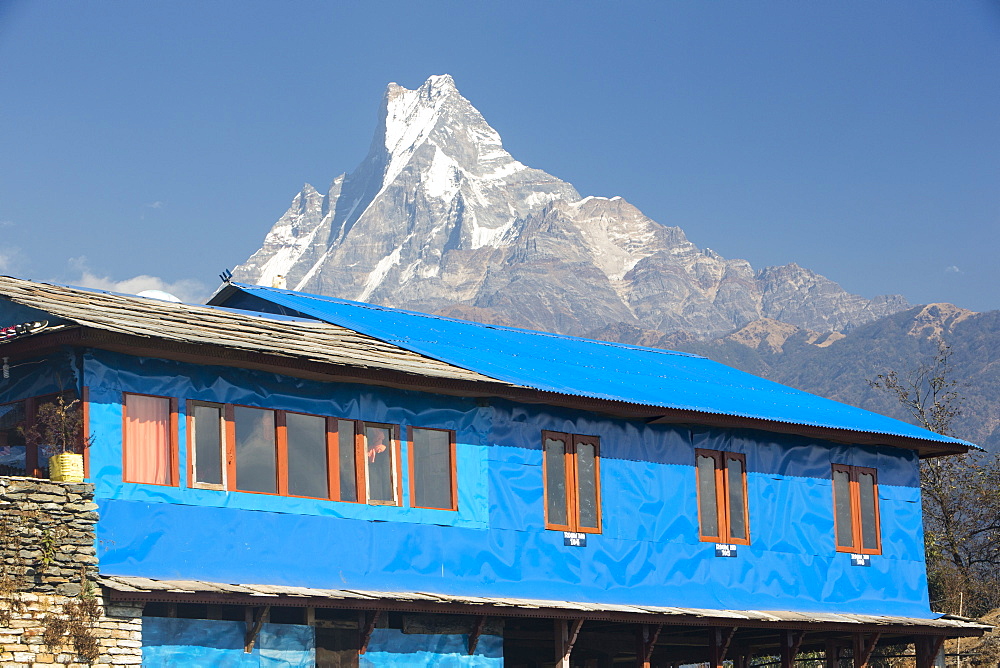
[[1, 1, 997, 310]]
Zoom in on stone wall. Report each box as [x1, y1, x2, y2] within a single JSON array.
[[0, 476, 143, 668]]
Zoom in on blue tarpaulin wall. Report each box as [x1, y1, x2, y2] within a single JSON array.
[[80, 348, 932, 616], [141, 618, 314, 667], [361, 629, 502, 667]]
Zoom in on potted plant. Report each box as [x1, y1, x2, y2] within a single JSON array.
[[21, 395, 92, 483]]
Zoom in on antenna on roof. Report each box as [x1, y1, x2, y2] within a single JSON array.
[[219, 268, 233, 283]]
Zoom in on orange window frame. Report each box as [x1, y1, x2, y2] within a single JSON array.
[[832, 464, 882, 555], [186, 400, 227, 490], [358, 421, 402, 506], [121, 392, 179, 486], [542, 430, 603, 534], [280, 411, 338, 501], [185, 406, 406, 507], [227, 404, 282, 496], [407, 426, 458, 511], [695, 449, 751, 546]]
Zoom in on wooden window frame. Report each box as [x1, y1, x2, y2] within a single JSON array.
[[227, 403, 281, 496], [1, 391, 83, 478], [121, 392, 179, 487], [695, 449, 751, 546], [542, 430, 603, 534], [359, 421, 402, 507], [186, 400, 228, 491], [330, 418, 363, 504], [280, 410, 337, 501], [832, 464, 882, 555], [407, 426, 458, 511]]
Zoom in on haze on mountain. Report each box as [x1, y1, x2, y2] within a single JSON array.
[[234, 74, 909, 341]]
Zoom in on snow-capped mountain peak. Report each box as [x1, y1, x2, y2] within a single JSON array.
[[233, 75, 907, 339]]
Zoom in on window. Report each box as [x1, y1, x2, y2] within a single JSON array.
[[333, 419, 360, 502], [543, 431, 601, 533], [0, 400, 27, 476], [233, 406, 278, 493], [409, 427, 457, 510], [695, 449, 750, 545], [0, 392, 80, 478], [832, 464, 881, 554], [363, 423, 399, 505], [123, 393, 177, 485], [186, 406, 404, 506], [188, 402, 226, 489], [284, 412, 330, 499]]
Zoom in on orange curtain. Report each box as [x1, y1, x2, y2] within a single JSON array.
[[124, 395, 170, 484]]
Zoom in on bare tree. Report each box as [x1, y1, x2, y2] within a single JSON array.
[[869, 340, 1000, 618]]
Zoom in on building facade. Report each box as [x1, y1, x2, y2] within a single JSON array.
[[0, 276, 989, 667]]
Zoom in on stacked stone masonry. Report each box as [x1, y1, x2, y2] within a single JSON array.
[[0, 476, 143, 668]]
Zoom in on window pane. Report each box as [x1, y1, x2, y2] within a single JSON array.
[[576, 441, 599, 529], [544, 437, 568, 526], [235, 406, 276, 494], [697, 454, 720, 538], [193, 404, 223, 485], [859, 471, 879, 550], [0, 401, 27, 475], [286, 413, 328, 498], [337, 420, 357, 502], [412, 428, 453, 509], [365, 426, 394, 503], [124, 395, 171, 485], [833, 469, 854, 548], [726, 456, 747, 541]]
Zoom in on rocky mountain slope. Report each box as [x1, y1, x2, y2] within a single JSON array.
[[234, 75, 908, 340]]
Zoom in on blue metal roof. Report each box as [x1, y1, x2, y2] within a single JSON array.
[[219, 283, 973, 448]]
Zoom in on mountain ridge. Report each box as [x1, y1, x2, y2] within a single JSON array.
[[234, 74, 908, 340]]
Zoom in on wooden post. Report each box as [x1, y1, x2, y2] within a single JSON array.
[[780, 631, 805, 668], [825, 639, 841, 668], [636, 624, 662, 668], [709, 627, 737, 668], [852, 633, 880, 668], [359, 610, 381, 655], [244, 605, 270, 653], [915, 636, 946, 668], [468, 615, 487, 656], [556, 619, 584, 667]]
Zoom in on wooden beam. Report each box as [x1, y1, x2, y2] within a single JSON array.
[[359, 610, 381, 655], [825, 639, 840, 668], [244, 605, 269, 653], [556, 619, 585, 667], [853, 632, 880, 668], [915, 636, 945, 668], [468, 615, 487, 655], [637, 624, 663, 667], [781, 631, 806, 668], [709, 627, 737, 668]]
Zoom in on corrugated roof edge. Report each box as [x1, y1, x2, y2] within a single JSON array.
[[220, 282, 706, 359], [214, 283, 979, 452]]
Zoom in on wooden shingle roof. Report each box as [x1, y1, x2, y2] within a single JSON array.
[[0, 275, 506, 385]]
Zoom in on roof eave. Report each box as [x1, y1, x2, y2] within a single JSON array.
[[1, 327, 969, 458]]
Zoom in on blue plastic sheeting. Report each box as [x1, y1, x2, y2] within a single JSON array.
[[85, 350, 489, 529], [361, 629, 502, 667], [84, 348, 934, 616], [213, 284, 973, 448], [0, 350, 81, 407], [141, 618, 314, 667]]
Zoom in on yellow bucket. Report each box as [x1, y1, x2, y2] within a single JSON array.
[[48, 452, 85, 483]]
